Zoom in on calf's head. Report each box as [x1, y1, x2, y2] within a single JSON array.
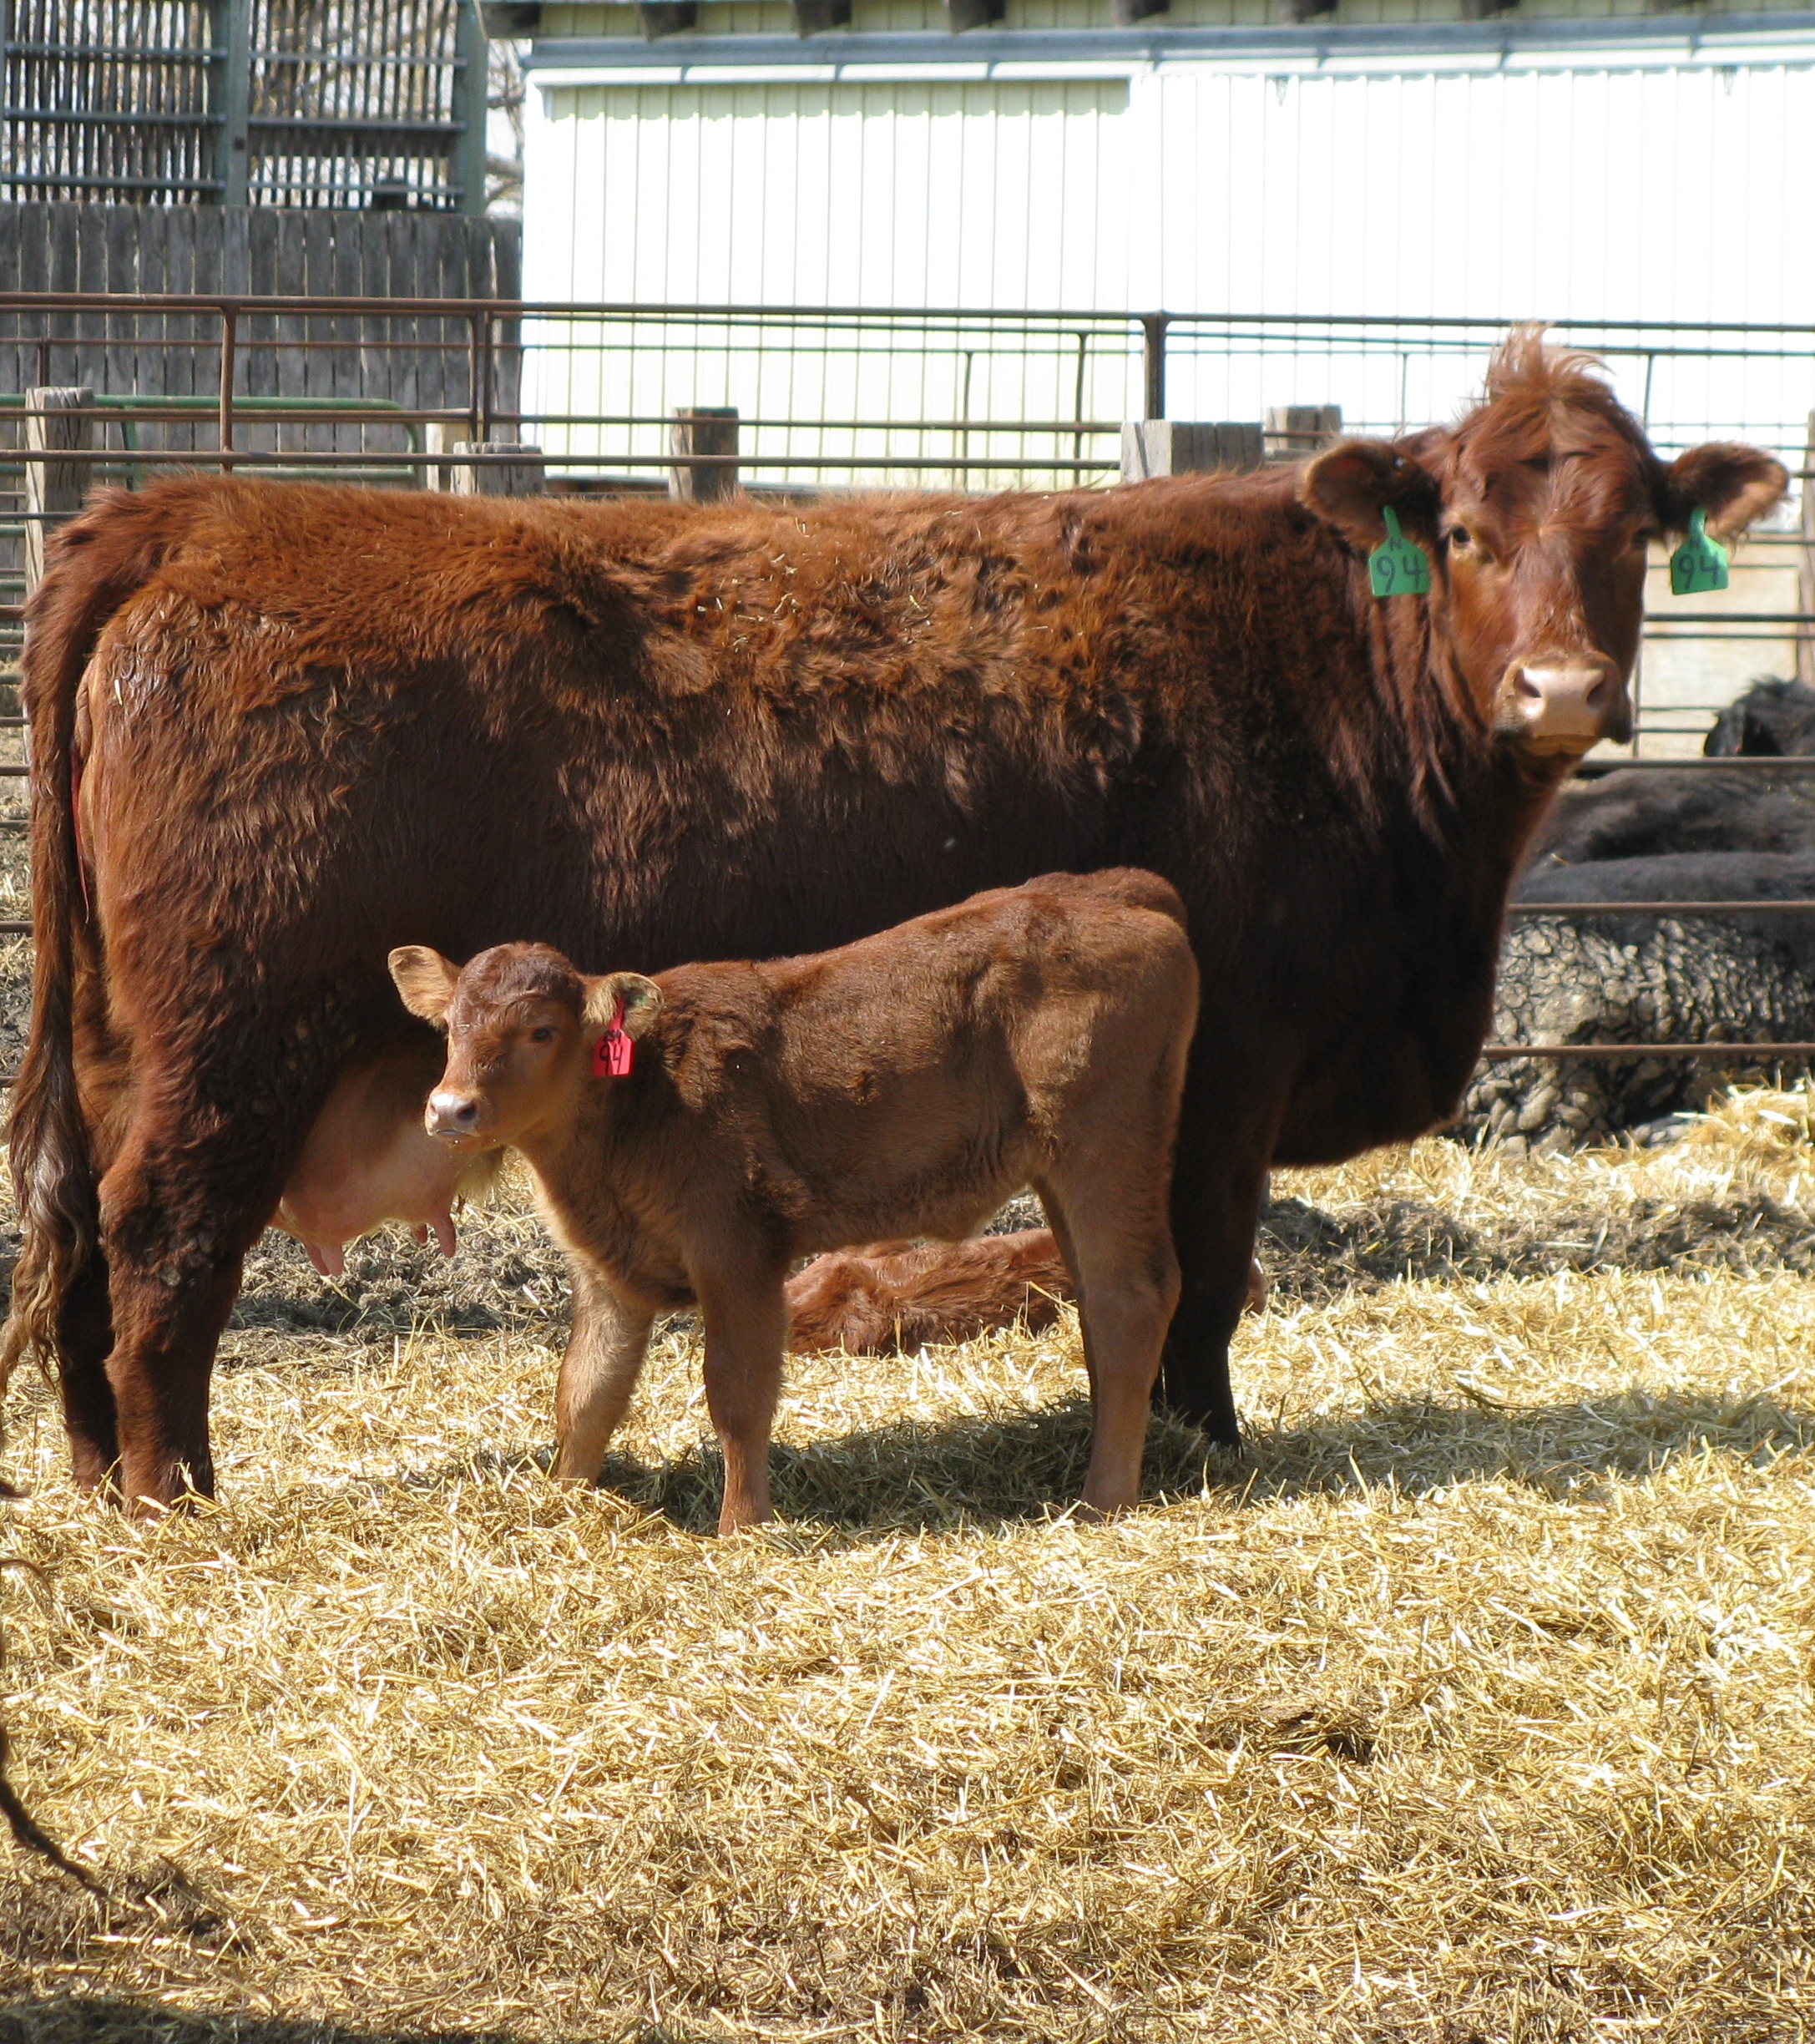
[[1297, 328, 1787, 761], [388, 942, 663, 1148]]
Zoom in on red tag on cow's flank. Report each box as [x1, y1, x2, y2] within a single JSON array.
[[593, 996, 633, 1078]]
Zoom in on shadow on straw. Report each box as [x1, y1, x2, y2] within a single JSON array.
[[0, 1999, 533, 2044], [538, 1381, 1815, 1536]]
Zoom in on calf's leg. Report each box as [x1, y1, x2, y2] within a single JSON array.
[[1041, 1176, 1180, 1518], [695, 1261, 787, 1535], [551, 1260, 655, 1485]]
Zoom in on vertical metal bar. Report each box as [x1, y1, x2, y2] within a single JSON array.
[[479, 308, 494, 443], [468, 310, 483, 446], [1141, 314, 1167, 422], [218, 303, 237, 472], [214, 0, 253, 206], [1072, 330, 1088, 467], [453, 0, 490, 218]]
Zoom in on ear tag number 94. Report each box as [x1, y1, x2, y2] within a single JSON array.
[[1368, 505, 1430, 600], [1670, 507, 1729, 596]]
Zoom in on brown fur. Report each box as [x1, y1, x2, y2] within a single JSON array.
[[396, 871, 1200, 1528], [4, 332, 1786, 1507], [785, 1232, 1077, 1355], [784, 1230, 1267, 1355]]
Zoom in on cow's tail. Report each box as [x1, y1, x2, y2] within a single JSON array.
[[2, 488, 181, 1389]]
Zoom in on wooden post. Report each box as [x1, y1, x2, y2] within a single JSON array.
[[24, 387, 94, 596], [423, 420, 455, 492], [450, 443, 546, 497], [1121, 420, 1263, 481], [670, 407, 740, 503], [1263, 403, 1342, 462]]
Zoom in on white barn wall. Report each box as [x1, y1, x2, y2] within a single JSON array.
[[1125, 63, 1815, 441], [523, 78, 1134, 484]]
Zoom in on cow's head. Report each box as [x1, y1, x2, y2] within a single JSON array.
[[1297, 328, 1787, 760], [389, 941, 663, 1148]]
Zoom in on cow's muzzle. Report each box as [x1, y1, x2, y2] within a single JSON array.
[[1502, 658, 1631, 755], [426, 1089, 485, 1141]]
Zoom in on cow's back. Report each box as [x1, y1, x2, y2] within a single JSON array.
[[632, 870, 1197, 1252]]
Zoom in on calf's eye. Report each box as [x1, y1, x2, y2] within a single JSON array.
[[1448, 528, 1472, 550], [530, 1025, 554, 1045]]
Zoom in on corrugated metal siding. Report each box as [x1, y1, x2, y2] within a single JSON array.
[[1130, 64, 1815, 440], [530, 78, 1128, 304], [521, 58, 1815, 479], [523, 78, 1131, 482]]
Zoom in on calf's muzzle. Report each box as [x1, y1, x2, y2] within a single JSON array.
[[427, 1088, 483, 1139], [1504, 658, 1630, 753]]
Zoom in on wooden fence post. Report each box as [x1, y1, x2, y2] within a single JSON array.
[[1263, 403, 1342, 462], [670, 407, 740, 502], [1120, 420, 1262, 481], [24, 387, 94, 597], [450, 442, 546, 496]]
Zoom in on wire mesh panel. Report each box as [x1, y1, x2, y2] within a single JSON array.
[[0, 0, 482, 208], [247, 1, 471, 210], [1, 1, 220, 200]]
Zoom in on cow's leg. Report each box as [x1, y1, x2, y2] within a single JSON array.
[[1039, 1174, 1179, 1519], [1158, 1126, 1272, 1450], [695, 1260, 787, 1535], [550, 1259, 655, 1485], [94, 1097, 300, 1510], [102, 1248, 244, 1511], [53, 1249, 119, 1493]]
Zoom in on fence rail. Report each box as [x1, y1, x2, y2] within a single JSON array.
[[0, 291, 1812, 1089]]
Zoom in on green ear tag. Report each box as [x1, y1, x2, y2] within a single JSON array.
[[1368, 504, 1430, 600], [1670, 507, 1729, 595]]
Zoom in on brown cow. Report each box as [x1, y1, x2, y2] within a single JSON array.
[[269, 1039, 499, 1276], [784, 1231, 1266, 1355], [389, 870, 1199, 1529], [4, 331, 1786, 1508]]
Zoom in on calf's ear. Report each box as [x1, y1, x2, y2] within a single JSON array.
[[1297, 439, 1438, 551], [584, 970, 664, 1040], [1662, 444, 1788, 543], [389, 945, 460, 1025]]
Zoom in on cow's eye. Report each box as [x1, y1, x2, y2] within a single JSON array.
[[529, 1025, 554, 1045], [1448, 527, 1472, 550]]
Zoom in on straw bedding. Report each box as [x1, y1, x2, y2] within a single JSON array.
[[1, 1089, 1812, 2042]]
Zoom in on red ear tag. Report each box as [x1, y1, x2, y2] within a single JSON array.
[[593, 995, 634, 1078]]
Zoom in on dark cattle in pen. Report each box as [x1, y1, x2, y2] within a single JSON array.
[[1704, 675, 1815, 758], [1528, 767, 1815, 871], [1467, 849, 1815, 1151], [391, 870, 1199, 1530], [5, 329, 1786, 1509]]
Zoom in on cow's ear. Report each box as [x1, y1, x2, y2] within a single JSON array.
[[1661, 443, 1788, 544], [584, 971, 664, 1040], [1298, 438, 1438, 551], [389, 945, 460, 1026]]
